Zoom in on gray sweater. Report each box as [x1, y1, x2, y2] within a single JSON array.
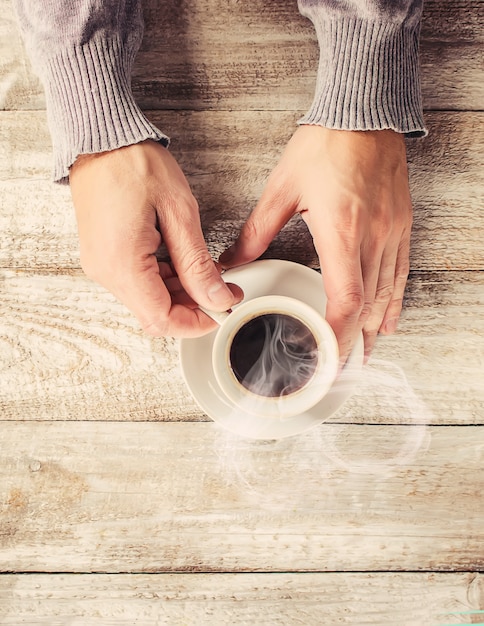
[[13, 0, 426, 183]]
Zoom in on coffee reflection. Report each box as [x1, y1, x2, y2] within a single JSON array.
[[229, 313, 319, 398]]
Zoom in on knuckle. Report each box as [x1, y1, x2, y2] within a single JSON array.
[[363, 328, 378, 355], [363, 321, 379, 341], [178, 246, 215, 279], [242, 216, 259, 242], [242, 217, 271, 250], [394, 265, 410, 290], [389, 297, 404, 313], [358, 302, 373, 325], [179, 193, 200, 216], [396, 260, 410, 281], [374, 283, 394, 304], [334, 289, 365, 319]]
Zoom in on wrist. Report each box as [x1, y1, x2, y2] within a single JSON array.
[[41, 34, 169, 184], [298, 13, 426, 138]]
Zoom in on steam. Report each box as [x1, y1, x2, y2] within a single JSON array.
[[213, 359, 433, 510], [230, 313, 320, 399]]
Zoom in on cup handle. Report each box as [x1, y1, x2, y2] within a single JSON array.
[[198, 306, 231, 325]]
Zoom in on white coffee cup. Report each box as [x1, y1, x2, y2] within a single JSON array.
[[202, 295, 339, 420]]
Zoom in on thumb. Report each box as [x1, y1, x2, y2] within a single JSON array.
[[162, 212, 242, 312], [219, 177, 296, 268]]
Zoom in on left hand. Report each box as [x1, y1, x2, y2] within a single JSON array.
[[219, 125, 413, 362], [70, 140, 243, 338]]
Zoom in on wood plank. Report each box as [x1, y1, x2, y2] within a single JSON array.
[[0, 573, 482, 625], [2, 0, 483, 112], [135, 0, 484, 112], [0, 270, 483, 424], [1, 111, 483, 271], [0, 422, 482, 572], [0, 270, 194, 422], [0, 0, 44, 111]]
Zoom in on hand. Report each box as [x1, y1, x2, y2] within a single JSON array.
[[220, 126, 413, 362], [70, 140, 242, 338]]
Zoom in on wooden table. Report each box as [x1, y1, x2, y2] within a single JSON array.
[[1, 1, 483, 624]]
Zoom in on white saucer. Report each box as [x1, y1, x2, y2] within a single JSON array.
[[179, 260, 364, 439]]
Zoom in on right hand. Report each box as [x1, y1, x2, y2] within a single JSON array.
[[220, 126, 413, 363], [69, 140, 243, 338]]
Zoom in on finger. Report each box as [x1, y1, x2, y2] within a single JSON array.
[[219, 177, 296, 268], [158, 262, 178, 281], [166, 277, 242, 311], [303, 206, 367, 363], [379, 230, 411, 335], [159, 198, 243, 312], [159, 261, 224, 282], [163, 275, 198, 308], [312, 232, 365, 364], [362, 245, 398, 357], [116, 255, 219, 338]]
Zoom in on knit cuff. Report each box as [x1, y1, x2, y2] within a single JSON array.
[[299, 16, 427, 137], [42, 33, 169, 184]]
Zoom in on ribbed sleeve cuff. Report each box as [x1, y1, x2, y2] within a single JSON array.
[[42, 34, 169, 184], [299, 16, 427, 138]]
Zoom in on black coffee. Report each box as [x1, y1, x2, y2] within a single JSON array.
[[229, 313, 319, 397]]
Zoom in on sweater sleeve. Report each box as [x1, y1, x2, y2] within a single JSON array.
[[13, 0, 169, 184], [297, 0, 427, 137]]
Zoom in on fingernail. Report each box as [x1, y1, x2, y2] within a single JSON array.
[[207, 281, 233, 306], [219, 245, 235, 266], [384, 318, 398, 334]]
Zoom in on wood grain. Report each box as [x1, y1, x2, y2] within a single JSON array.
[[0, 573, 482, 625], [0, 270, 483, 424], [0, 0, 44, 111], [0, 422, 482, 572], [1, 110, 483, 271], [135, 0, 484, 112], [1, 0, 482, 616], [2, 0, 483, 112]]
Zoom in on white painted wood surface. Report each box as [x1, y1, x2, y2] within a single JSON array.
[[1, 422, 483, 572], [0, 573, 482, 625], [0, 271, 483, 423], [2, 0, 483, 111], [1, 111, 483, 271], [0, 0, 483, 622]]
